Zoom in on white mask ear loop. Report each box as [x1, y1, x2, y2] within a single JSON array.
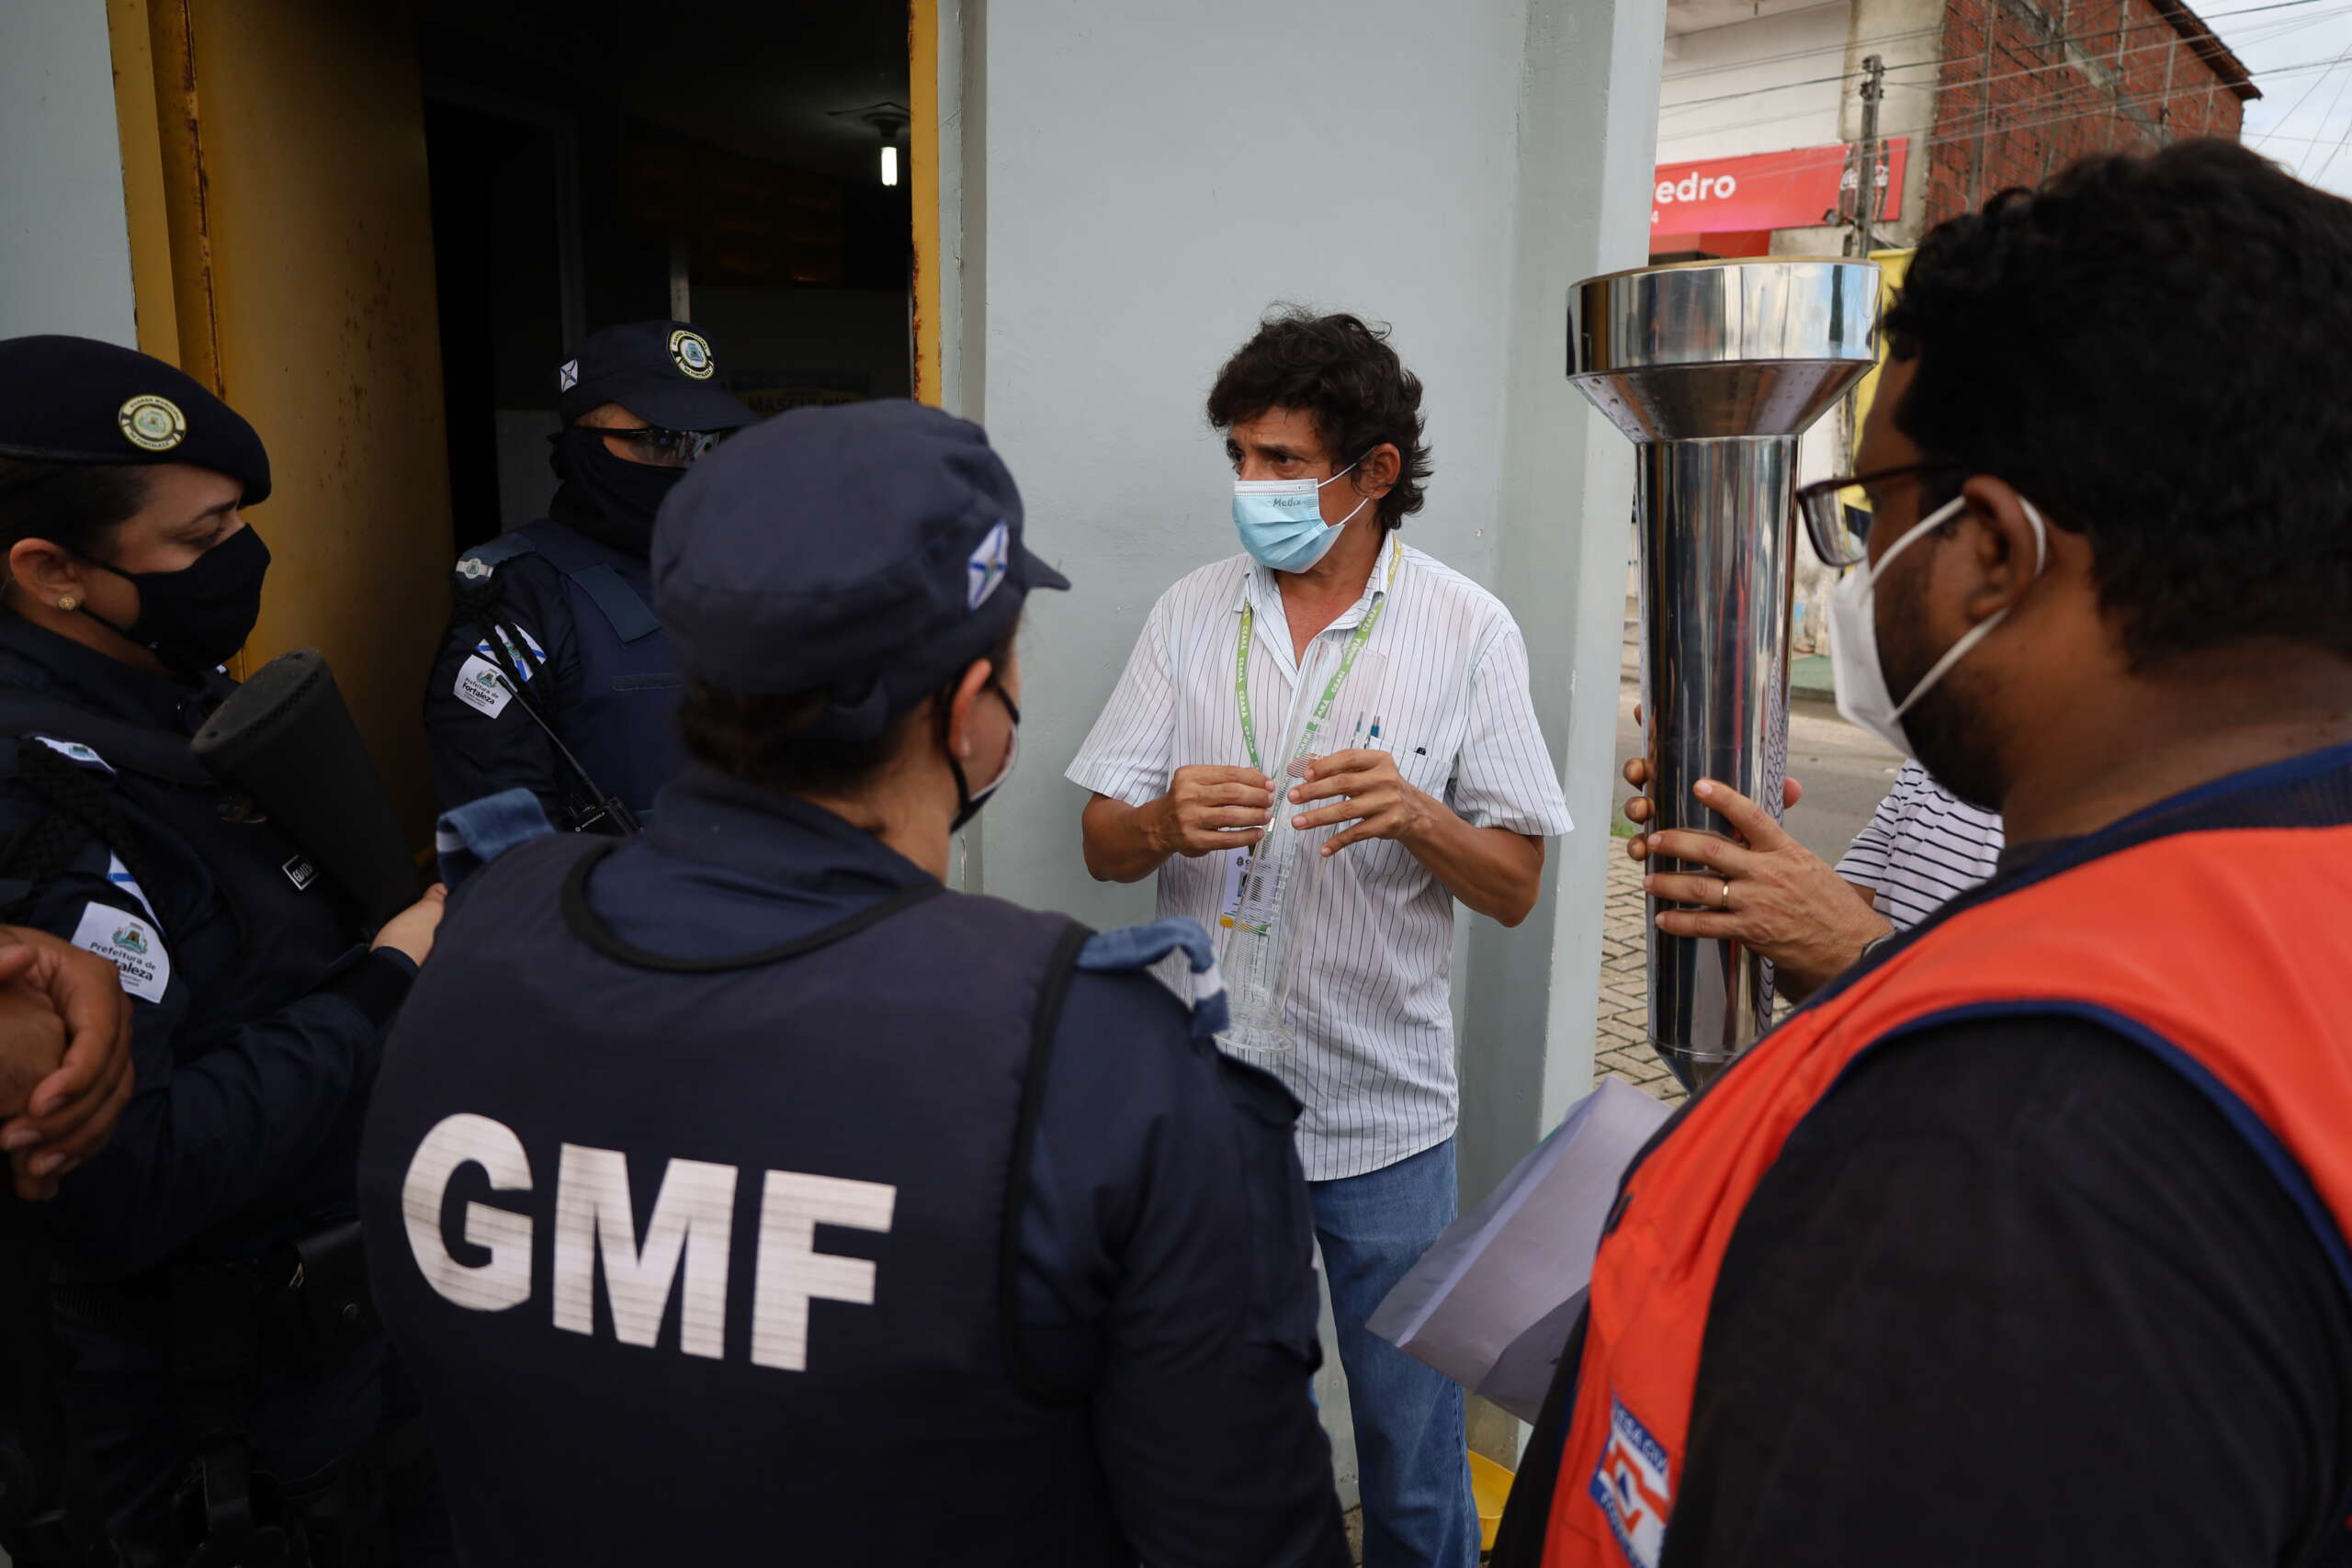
[[1860, 491, 1966, 590], [1319, 459, 1371, 529], [1886, 499, 2049, 725]]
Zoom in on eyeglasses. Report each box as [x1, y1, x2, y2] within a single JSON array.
[[581, 423, 726, 468], [1795, 462, 1964, 569]]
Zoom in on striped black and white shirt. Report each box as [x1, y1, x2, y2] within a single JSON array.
[[1067, 539, 1573, 1180], [1835, 760, 2006, 930]]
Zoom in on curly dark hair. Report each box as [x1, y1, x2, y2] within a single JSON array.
[[1883, 139, 2352, 669], [1205, 308, 1432, 532]]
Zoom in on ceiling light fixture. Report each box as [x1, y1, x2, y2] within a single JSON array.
[[864, 107, 910, 188]]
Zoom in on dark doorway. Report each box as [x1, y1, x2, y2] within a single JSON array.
[[419, 0, 913, 558]]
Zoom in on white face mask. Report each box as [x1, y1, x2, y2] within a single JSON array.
[[1826, 492, 2048, 757]]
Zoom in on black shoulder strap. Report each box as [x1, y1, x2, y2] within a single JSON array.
[[998, 919, 1092, 1408], [0, 694, 209, 786], [521, 525, 662, 644], [0, 742, 166, 928], [0, 701, 203, 924]]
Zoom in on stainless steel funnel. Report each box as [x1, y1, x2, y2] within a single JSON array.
[[1569, 258, 1881, 1088]]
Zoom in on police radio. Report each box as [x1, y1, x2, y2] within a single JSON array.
[[191, 649, 424, 931], [477, 639, 642, 837], [449, 582, 641, 837]]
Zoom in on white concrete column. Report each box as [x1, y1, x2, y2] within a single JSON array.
[[0, 0, 138, 345], [1458, 0, 1668, 1213]]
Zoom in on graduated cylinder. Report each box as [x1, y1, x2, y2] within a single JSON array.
[[1568, 258, 1882, 1088]]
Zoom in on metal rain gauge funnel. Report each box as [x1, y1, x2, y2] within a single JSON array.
[[1569, 257, 1882, 1088]]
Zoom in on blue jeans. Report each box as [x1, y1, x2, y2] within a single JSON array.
[[1310, 1137, 1481, 1568]]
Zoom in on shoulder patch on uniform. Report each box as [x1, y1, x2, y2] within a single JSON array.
[[454, 532, 540, 581], [71, 899, 170, 1003], [453, 655, 514, 717], [1078, 918, 1227, 1039], [27, 736, 114, 775]]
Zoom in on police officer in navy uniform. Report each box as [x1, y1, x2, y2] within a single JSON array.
[[0, 335, 451, 1564], [423, 320, 755, 830], [361, 400, 1350, 1566]]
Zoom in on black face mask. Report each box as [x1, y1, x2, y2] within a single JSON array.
[[947, 681, 1021, 832], [78, 525, 271, 679], [551, 428, 686, 554]]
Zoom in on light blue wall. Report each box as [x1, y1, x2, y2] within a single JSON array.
[[0, 0, 138, 345]]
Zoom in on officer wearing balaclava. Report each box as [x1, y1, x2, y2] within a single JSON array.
[[423, 321, 755, 830]]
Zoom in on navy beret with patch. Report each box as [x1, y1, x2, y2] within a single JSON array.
[[0, 334, 270, 504], [556, 320, 756, 433], [652, 399, 1069, 737]]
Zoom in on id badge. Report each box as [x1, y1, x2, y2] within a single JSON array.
[[1216, 842, 1251, 928]]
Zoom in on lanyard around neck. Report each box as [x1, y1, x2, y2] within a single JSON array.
[[1235, 537, 1401, 775]]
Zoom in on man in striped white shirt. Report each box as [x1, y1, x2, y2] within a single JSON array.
[[1838, 758, 2006, 929], [1069, 310, 1572, 1568]]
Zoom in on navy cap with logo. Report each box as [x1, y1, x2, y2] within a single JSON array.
[[0, 334, 271, 503], [556, 320, 757, 433], [653, 399, 1069, 738]]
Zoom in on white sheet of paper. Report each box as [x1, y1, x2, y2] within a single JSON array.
[[1368, 1077, 1672, 1404]]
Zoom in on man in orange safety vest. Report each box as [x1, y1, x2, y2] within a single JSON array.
[[1497, 139, 2352, 1568]]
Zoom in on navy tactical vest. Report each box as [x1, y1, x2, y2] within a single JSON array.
[[0, 694, 370, 1266], [485, 521, 684, 822], [362, 832, 1136, 1564], [0, 701, 362, 1043]]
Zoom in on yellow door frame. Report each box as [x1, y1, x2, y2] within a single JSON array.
[[910, 0, 944, 406], [105, 0, 187, 368], [100, 0, 456, 836]]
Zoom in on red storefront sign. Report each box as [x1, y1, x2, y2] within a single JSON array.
[[1649, 139, 1908, 234]]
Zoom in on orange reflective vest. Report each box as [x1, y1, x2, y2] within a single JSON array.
[[1542, 751, 2352, 1568]]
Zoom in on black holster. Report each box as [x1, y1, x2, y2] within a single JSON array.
[[0, 1191, 121, 1567], [146, 1222, 396, 1568]]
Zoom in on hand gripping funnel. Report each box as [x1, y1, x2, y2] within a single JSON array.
[[1569, 258, 1881, 1087]]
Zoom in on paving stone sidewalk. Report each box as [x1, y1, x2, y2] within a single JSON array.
[[1591, 851, 1800, 1107], [1590, 852, 1691, 1106]]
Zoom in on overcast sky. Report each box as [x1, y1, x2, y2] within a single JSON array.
[[2211, 0, 2352, 192]]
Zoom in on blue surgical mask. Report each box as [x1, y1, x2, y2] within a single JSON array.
[[1233, 462, 1370, 572]]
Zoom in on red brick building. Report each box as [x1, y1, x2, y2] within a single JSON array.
[[1925, 0, 2258, 220], [1654, 0, 2258, 260]]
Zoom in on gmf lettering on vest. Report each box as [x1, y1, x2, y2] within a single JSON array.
[[400, 1111, 896, 1371]]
